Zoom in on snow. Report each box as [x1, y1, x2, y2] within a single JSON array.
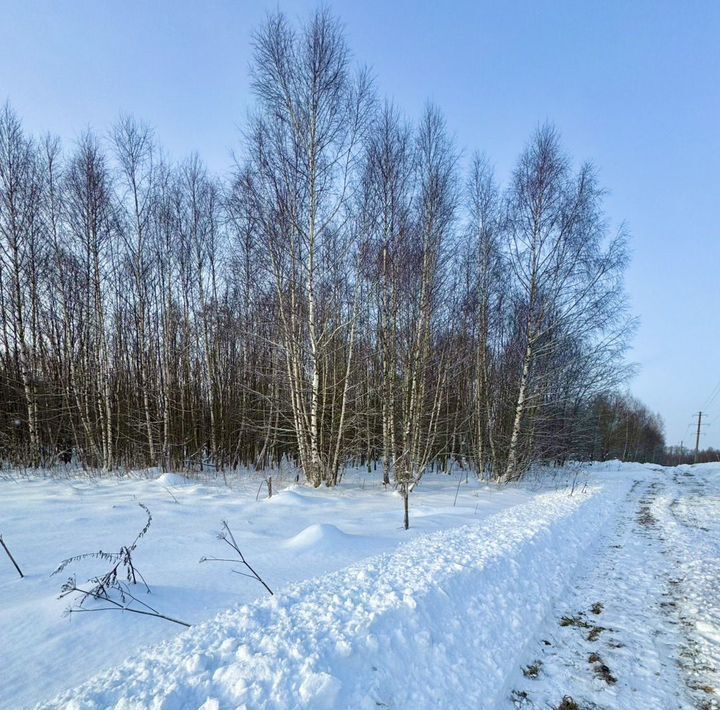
[[2, 463, 719, 709], [0, 466, 537, 708], [38, 481, 619, 709], [505, 463, 720, 709], [281, 523, 368, 551], [155, 472, 194, 486]]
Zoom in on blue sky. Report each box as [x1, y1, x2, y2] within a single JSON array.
[[1, 0, 719, 448]]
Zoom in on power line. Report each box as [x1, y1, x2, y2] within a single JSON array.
[[703, 377, 720, 410]]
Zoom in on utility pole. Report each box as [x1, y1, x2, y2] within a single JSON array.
[[694, 411, 703, 463]]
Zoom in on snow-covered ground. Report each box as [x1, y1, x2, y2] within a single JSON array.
[[507, 464, 720, 709], [1, 462, 718, 709]]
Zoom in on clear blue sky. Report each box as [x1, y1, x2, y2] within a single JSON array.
[[2, 0, 719, 449]]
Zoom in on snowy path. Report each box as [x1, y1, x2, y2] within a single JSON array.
[[507, 466, 720, 709], [660, 467, 720, 707], [39, 482, 625, 709]]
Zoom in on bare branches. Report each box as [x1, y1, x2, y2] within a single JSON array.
[[59, 577, 190, 628], [200, 521, 273, 596], [52, 503, 152, 603], [51, 503, 189, 627]]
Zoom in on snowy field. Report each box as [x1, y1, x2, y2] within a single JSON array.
[[1, 462, 718, 709]]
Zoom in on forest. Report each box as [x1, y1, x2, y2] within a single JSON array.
[[0, 9, 664, 487]]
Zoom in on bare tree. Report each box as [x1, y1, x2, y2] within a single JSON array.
[[0, 103, 44, 466], [0, 19, 644, 480], [394, 106, 458, 527], [463, 154, 505, 476], [246, 8, 372, 486], [64, 131, 116, 469], [112, 116, 158, 466], [502, 125, 630, 481], [358, 102, 414, 485]]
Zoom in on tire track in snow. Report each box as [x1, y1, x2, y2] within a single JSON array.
[[507, 469, 720, 710], [658, 469, 720, 709]]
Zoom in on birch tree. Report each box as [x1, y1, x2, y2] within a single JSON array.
[[247, 8, 372, 486], [502, 125, 629, 480]]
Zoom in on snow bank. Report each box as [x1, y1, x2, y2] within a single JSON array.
[[41, 483, 625, 709]]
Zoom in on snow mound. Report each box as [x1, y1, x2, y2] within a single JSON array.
[[155, 472, 192, 486], [41, 481, 627, 709], [267, 489, 316, 507], [282, 523, 360, 551]]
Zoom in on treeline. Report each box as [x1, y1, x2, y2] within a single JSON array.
[[0, 9, 656, 484], [591, 393, 664, 463], [664, 446, 720, 466]]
